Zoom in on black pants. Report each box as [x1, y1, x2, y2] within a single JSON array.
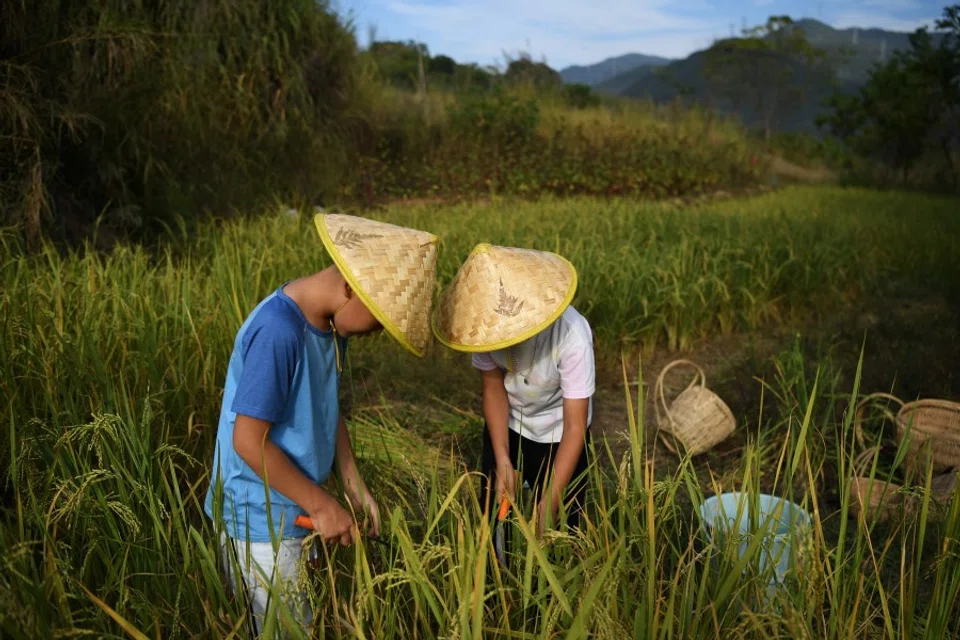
[[479, 424, 591, 531]]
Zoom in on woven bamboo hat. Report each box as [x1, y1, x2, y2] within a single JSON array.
[[432, 243, 577, 352], [314, 213, 438, 357]]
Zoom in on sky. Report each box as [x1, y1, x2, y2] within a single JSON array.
[[333, 0, 947, 69]]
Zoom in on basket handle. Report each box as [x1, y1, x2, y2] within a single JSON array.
[[653, 359, 707, 455], [852, 445, 881, 477], [853, 392, 903, 448]]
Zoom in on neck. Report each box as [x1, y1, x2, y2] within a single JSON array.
[[282, 267, 347, 331]]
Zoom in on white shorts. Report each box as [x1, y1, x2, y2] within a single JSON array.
[[219, 533, 319, 638]]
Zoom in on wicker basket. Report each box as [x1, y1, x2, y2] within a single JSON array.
[[848, 446, 958, 522], [848, 447, 905, 522], [855, 393, 960, 473], [653, 360, 736, 456]]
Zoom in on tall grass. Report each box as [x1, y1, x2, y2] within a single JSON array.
[[3, 346, 959, 637], [2, 186, 959, 636], [2, 186, 958, 432]]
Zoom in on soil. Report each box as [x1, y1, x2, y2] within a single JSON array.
[[588, 292, 960, 491], [349, 290, 959, 489]]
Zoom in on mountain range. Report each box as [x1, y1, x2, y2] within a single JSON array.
[[558, 53, 672, 86], [558, 19, 946, 134]]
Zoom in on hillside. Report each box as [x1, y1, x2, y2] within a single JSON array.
[[594, 19, 947, 133], [595, 64, 659, 95], [612, 47, 858, 134], [559, 52, 671, 86]]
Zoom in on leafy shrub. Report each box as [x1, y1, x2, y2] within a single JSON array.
[[0, 0, 363, 242], [563, 84, 602, 110]]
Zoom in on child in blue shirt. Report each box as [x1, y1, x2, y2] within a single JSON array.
[[204, 213, 438, 635]]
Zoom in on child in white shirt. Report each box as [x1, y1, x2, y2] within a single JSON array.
[[432, 243, 594, 533]]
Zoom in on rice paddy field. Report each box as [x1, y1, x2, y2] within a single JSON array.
[[2, 185, 960, 638]]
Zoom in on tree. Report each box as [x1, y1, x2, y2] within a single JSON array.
[[818, 4, 960, 184], [428, 54, 456, 77], [704, 16, 829, 142], [368, 40, 430, 88], [563, 83, 601, 109], [503, 53, 562, 89]]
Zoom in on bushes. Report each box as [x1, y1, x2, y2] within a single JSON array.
[[563, 84, 603, 110], [1, 1, 768, 244], [341, 94, 762, 202], [1, 0, 364, 242]]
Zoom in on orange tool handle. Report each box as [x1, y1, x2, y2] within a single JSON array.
[[497, 496, 510, 522], [295, 515, 314, 529]]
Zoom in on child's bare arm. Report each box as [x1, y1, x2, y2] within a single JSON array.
[[482, 368, 515, 501], [233, 414, 355, 545], [334, 416, 380, 536], [540, 397, 589, 528]]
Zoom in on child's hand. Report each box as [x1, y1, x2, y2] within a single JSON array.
[[348, 485, 381, 538], [308, 500, 356, 546], [495, 458, 516, 504], [536, 500, 552, 537]]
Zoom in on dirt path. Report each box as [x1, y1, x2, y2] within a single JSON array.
[[588, 292, 960, 480], [766, 155, 834, 184]]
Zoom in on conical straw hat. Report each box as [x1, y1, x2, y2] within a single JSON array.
[[433, 243, 577, 352], [314, 213, 438, 357]]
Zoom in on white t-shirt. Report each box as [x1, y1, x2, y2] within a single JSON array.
[[472, 306, 595, 443]]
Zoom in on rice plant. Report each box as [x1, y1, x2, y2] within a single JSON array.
[[2, 186, 959, 637]]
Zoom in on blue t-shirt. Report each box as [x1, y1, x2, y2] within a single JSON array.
[[203, 286, 346, 542]]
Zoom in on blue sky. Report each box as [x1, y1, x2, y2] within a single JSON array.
[[334, 0, 947, 69]]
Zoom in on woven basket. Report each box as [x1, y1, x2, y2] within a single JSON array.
[[855, 393, 960, 473], [848, 447, 905, 522], [848, 446, 958, 523], [653, 360, 735, 456], [930, 470, 958, 522]]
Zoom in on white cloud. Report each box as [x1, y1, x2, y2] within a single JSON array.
[[353, 0, 944, 69], [388, 0, 713, 36], [383, 0, 718, 67]]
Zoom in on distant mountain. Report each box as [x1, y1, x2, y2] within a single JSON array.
[[599, 19, 947, 134], [559, 53, 672, 86], [596, 64, 659, 95], [791, 18, 942, 82]]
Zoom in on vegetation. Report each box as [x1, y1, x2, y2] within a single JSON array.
[[1, 0, 959, 633], [345, 87, 760, 205], [818, 5, 960, 189], [578, 5, 959, 192], [2, 186, 959, 636], [0, 1, 767, 246], [0, 0, 364, 242], [703, 17, 831, 142]]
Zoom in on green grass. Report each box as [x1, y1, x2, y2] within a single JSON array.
[[343, 87, 764, 203], [1, 185, 959, 637]]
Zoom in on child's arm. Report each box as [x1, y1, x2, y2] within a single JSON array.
[[334, 416, 381, 536], [539, 397, 589, 530], [233, 415, 356, 545], [540, 326, 595, 532], [481, 368, 516, 503]]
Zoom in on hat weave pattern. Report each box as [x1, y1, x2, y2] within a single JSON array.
[[315, 214, 438, 357], [433, 244, 577, 352]]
